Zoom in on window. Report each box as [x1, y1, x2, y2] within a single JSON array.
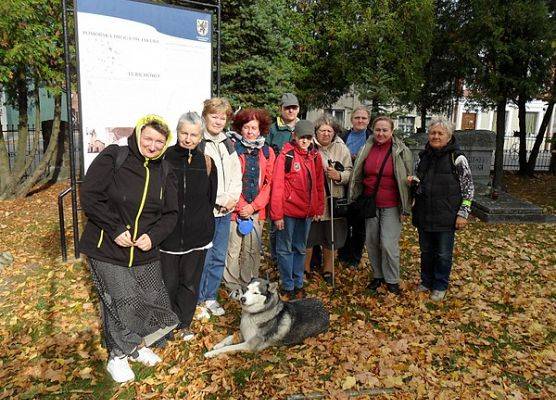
[[525, 112, 538, 136], [398, 116, 415, 135], [324, 109, 346, 128]]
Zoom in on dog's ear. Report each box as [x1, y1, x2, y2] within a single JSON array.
[[268, 282, 278, 293]]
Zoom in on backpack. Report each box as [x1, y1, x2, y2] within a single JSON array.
[[198, 137, 236, 155], [284, 149, 295, 173], [113, 145, 172, 182]]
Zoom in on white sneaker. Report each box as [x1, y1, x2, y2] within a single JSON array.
[[181, 329, 195, 341], [430, 290, 446, 302], [194, 305, 211, 320], [205, 300, 225, 316], [129, 347, 161, 366], [417, 284, 430, 292], [106, 356, 135, 383]]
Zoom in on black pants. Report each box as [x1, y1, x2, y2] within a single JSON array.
[[160, 250, 207, 330], [337, 212, 366, 263]]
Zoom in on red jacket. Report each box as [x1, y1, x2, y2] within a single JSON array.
[[270, 142, 325, 220], [233, 145, 276, 221]]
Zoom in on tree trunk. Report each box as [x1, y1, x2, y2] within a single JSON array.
[[0, 123, 9, 193], [525, 100, 554, 176], [371, 98, 380, 122], [517, 95, 527, 174], [420, 105, 427, 132], [492, 98, 507, 191], [15, 94, 62, 198], [14, 72, 29, 174]]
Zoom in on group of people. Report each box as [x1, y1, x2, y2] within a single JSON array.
[[79, 93, 474, 382]]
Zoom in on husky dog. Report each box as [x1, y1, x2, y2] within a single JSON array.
[[204, 278, 330, 358]]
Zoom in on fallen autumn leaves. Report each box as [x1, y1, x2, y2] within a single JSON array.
[[0, 177, 555, 399]]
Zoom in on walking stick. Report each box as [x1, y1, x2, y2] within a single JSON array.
[[329, 176, 336, 292]]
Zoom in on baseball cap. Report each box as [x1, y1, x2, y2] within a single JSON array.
[[280, 93, 299, 107], [294, 120, 315, 138]]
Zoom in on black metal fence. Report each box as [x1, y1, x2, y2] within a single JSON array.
[[2, 124, 81, 178], [500, 136, 553, 171]]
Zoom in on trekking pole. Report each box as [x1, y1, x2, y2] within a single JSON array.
[[329, 176, 336, 292]]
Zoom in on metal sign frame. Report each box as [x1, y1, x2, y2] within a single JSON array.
[[59, 0, 221, 261]]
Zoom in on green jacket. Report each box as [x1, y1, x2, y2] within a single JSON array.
[[348, 135, 413, 215], [265, 117, 297, 152]]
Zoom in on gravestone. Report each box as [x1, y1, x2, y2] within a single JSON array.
[[408, 129, 495, 193], [407, 129, 554, 223]]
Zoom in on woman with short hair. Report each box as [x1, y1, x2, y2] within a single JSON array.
[[196, 98, 242, 318], [304, 115, 352, 285], [159, 111, 217, 340], [349, 116, 413, 295], [80, 115, 179, 382], [223, 108, 276, 290], [410, 117, 474, 301]]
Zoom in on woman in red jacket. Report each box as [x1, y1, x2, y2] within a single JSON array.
[[270, 120, 325, 300], [223, 108, 276, 290]]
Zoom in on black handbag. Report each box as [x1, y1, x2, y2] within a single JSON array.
[[351, 145, 392, 219], [331, 196, 349, 218]]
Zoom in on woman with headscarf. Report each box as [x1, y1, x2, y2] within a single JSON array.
[[80, 115, 179, 382]]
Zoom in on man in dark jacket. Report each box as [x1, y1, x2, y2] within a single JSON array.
[[337, 106, 371, 268]]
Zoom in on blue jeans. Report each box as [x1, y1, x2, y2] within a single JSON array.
[[198, 214, 232, 303], [418, 229, 455, 291], [276, 216, 312, 291]]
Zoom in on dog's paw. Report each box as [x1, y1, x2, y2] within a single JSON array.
[[204, 350, 217, 358], [212, 342, 226, 350]]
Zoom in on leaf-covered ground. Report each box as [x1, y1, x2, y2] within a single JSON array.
[[1, 174, 555, 399]]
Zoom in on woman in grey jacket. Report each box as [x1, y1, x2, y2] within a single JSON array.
[[349, 116, 412, 295]]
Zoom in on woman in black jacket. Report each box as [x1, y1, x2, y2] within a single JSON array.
[[80, 115, 179, 383], [160, 111, 217, 340]]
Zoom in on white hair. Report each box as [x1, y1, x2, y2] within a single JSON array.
[[428, 117, 454, 138], [176, 111, 204, 131]]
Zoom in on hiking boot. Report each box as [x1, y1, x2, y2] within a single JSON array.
[[417, 284, 430, 292], [130, 347, 161, 367], [386, 283, 401, 295], [430, 290, 446, 302], [281, 290, 295, 301], [367, 278, 385, 291], [322, 272, 333, 286], [205, 300, 225, 316], [106, 356, 135, 383], [294, 287, 305, 299]]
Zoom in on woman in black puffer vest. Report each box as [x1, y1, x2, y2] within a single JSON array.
[[411, 117, 474, 302]]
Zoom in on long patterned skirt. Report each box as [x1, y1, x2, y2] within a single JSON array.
[[88, 257, 179, 357]]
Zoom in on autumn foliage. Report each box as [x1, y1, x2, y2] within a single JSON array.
[[0, 176, 555, 399]]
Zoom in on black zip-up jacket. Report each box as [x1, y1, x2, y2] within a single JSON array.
[[79, 135, 178, 266], [160, 145, 217, 252]]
